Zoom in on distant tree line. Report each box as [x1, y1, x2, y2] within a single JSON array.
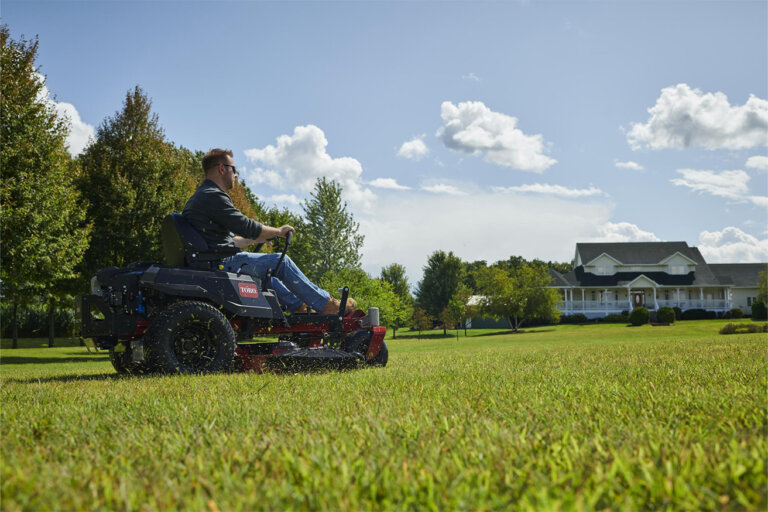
[[0, 26, 569, 346]]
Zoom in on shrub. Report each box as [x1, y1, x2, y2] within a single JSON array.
[[602, 313, 626, 323], [560, 313, 588, 324], [673, 307, 682, 320], [752, 301, 767, 321], [681, 308, 707, 320], [720, 323, 768, 335], [656, 307, 675, 324], [629, 307, 650, 326]]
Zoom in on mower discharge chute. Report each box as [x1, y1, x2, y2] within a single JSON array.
[[77, 213, 388, 374]]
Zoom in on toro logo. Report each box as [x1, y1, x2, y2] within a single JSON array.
[[238, 282, 259, 299]]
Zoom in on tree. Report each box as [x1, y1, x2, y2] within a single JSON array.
[[0, 27, 91, 347], [301, 178, 364, 281], [758, 270, 768, 303], [380, 263, 413, 338], [415, 250, 464, 322], [475, 263, 560, 331], [442, 284, 472, 338], [411, 307, 433, 340], [78, 86, 197, 276], [381, 263, 411, 298]]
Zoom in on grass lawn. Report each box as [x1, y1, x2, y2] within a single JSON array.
[[1, 320, 766, 511]]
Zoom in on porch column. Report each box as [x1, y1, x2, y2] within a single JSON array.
[[700, 288, 704, 307], [676, 288, 680, 307], [653, 287, 658, 310], [628, 287, 633, 310], [581, 289, 585, 311]]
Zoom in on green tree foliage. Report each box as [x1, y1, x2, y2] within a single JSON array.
[[475, 263, 560, 331], [415, 250, 465, 319], [316, 267, 401, 328], [380, 263, 413, 338], [0, 27, 91, 347], [758, 270, 768, 303], [77, 86, 197, 274], [380, 263, 411, 298], [462, 260, 488, 294], [301, 178, 364, 282], [494, 255, 572, 276], [411, 307, 433, 340], [441, 284, 472, 337]]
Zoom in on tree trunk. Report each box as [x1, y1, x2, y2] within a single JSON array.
[[443, 324, 447, 335], [12, 302, 18, 349], [507, 316, 515, 331], [48, 297, 55, 347], [392, 327, 397, 339]]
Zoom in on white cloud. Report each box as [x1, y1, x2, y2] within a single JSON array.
[[437, 100, 557, 173], [615, 160, 644, 171], [264, 194, 301, 205], [746, 155, 768, 171], [594, 222, 660, 242], [670, 169, 751, 199], [369, 178, 411, 190], [35, 72, 94, 156], [243, 125, 376, 210], [462, 72, 481, 82], [422, 184, 467, 195], [698, 227, 768, 262], [627, 83, 768, 150], [749, 195, 768, 208], [491, 183, 605, 198], [358, 192, 613, 285], [396, 135, 429, 160]]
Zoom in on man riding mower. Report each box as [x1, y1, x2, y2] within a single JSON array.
[[77, 213, 388, 374]]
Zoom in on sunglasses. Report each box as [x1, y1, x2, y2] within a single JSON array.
[[222, 164, 238, 176]]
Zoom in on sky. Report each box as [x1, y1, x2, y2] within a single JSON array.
[[6, 0, 767, 286]]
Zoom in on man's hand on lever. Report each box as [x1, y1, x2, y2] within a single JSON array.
[[233, 224, 294, 249]]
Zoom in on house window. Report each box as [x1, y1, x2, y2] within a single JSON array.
[[748, 297, 755, 307], [669, 265, 686, 274], [664, 290, 669, 300], [591, 291, 596, 301]]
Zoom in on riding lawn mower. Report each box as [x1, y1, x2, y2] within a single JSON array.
[[77, 213, 388, 374]]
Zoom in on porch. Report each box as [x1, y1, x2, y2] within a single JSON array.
[[557, 285, 732, 318]]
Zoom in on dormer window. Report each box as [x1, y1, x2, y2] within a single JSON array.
[[669, 265, 687, 275]]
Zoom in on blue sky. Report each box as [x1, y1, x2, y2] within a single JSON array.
[[6, 0, 767, 284]]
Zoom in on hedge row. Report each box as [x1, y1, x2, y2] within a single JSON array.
[[719, 323, 768, 335]]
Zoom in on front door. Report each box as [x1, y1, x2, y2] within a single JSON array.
[[631, 291, 645, 308]]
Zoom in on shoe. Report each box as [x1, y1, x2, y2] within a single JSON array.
[[320, 296, 357, 315], [293, 304, 309, 314]]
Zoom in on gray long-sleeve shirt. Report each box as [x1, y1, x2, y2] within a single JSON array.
[[182, 179, 263, 250]]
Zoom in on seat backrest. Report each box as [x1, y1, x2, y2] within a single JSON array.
[[161, 213, 210, 267]]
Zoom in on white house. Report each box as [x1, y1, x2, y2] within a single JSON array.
[[549, 242, 766, 319]]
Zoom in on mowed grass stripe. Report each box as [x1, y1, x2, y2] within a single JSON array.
[[1, 322, 766, 511]]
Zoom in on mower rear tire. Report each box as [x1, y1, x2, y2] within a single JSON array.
[[146, 301, 236, 374], [367, 340, 388, 367]]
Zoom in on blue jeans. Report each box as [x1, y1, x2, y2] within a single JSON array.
[[221, 253, 330, 312]]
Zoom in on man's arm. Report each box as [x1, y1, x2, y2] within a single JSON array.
[[233, 224, 294, 248]]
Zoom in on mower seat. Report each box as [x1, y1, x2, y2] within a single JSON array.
[[161, 213, 239, 269]]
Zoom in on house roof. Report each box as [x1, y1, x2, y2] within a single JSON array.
[[547, 268, 574, 287], [709, 263, 767, 287], [577, 242, 695, 265]]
